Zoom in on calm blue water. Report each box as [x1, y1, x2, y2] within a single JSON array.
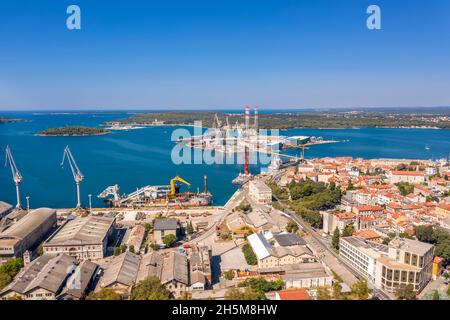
[[1, 111, 450, 209]]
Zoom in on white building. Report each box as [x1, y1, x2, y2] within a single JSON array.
[[249, 180, 272, 204], [339, 236, 434, 294], [387, 171, 425, 184], [247, 233, 316, 269]]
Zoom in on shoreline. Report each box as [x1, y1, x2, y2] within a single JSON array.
[[35, 131, 111, 137]]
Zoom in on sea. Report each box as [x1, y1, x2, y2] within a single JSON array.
[[1, 111, 450, 209]]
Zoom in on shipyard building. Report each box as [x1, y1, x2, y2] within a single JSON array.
[[43, 215, 115, 260], [0, 208, 57, 262]]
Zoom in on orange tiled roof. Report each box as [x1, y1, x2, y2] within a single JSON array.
[[277, 289, 310, 300], [354, 229, 381, 240], [390, 171, 425, 176], [355, 205, 384, 212]]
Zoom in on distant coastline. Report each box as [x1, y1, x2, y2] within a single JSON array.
[[105, 111, 450, 130]]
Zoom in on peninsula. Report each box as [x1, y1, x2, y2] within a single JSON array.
[[106, 109, 450, 130]]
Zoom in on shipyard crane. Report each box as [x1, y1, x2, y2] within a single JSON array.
[[61, 146, 84, 209], [5, 145, 23, 209], [170, 176, 191, 196], [214, 113, 222, 129]]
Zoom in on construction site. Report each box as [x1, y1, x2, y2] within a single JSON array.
[[176, 106, 339, 185]]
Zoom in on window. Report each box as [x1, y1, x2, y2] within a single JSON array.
[[394, 270, 400, 281], [411, 254, 418, 266], [401, 271, 407, 282], [404, 252, 410, 264]]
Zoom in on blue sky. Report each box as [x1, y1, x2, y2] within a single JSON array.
[[0, 0, 449, 110]]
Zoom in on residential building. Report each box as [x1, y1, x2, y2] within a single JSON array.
[[387, 171, 425, 184], [160, 251, 189, 298], [322, 212, 356, 234], [125, 224, 146, 252], [43, 215, 115, 260], [435, 203, 450, 217], [339, 236, 434, 294], [273, 289, 310, 300], [153, 218, 178, 245], [249, 180, 272, 204]]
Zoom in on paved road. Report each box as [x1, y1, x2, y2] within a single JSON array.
[[187, 188, 245, 246], [272, 194, 393, 300]]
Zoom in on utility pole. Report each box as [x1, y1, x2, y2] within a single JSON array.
[[26, 196, 30, 212], [88, 194, 92, 212]]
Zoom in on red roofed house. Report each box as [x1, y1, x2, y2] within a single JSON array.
[[435, 203, 450, 217], [274, 289, 310, 300], [353, 229, 382, 243], [353, 205, 384, 216]]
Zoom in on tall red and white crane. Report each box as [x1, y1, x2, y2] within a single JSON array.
[[61, 146, 84, 209], [5, 145, 23, 209]]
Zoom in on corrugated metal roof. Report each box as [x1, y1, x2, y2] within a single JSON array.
[[247, 233, 271, 260]]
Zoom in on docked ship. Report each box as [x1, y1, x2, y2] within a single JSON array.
[[98, 175, 212, 208]]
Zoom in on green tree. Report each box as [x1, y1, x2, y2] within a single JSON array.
[[446, 285, 450, 297], [7, 294, 22, 300], [286, 220, 299, 233], [432, 290, 440, 300], [332, 228, 340, 251], [332, 281, 343, 300], [350, 280, 371, 300], [0, 258, 24, 290], [346, 180, 355, 191], [395, 284, 416, 300], [144, 223, 152, 233], [130, 276, 172, 300], [113, 247, 121, 256], [186, 221, 194, 234], [129, 245, 135, 253], [37, 245, 44, 256], [395, 182, 415, 196], [237, 201, 252, 212], [238, 277, 284, 294], [224, 287, 260, 300], [120, 243, 127, 253], [316, 287, 331, 300], [87, 288, 123, 300], [242, 243, 257, 265], [224, 270, 235, 280], [163, 234, 177, 247], [342, 224, 355, 237]]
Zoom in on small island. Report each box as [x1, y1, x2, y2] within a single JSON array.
[[36, 126, 111, 136], [0, 117, 23, 124]]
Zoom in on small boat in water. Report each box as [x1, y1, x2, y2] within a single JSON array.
[[425, 145, 430, 151]]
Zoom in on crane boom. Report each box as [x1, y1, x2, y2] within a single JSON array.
[[5, 145, 22, 209], [170, 176, 191, 196], [61, 146, 84, 208]]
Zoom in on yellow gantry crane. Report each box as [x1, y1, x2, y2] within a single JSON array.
[[170, 176, 191, 196]]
